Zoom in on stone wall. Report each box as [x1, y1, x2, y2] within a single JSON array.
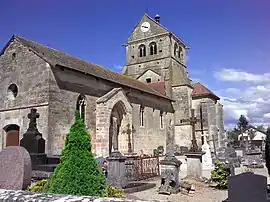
[[175, 124, 192, 149], [0, 189, 157, 202], [47, 66, 102, 155], [207, 102, 218, 153], [132, 103, 171, 155], [0, 39, 51, 152], [192, 98, 214, 146]]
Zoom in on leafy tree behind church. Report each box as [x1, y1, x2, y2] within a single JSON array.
[[44, 111, 106, 196], [237, 115, 249, 132], [227, 115, 249, 144]]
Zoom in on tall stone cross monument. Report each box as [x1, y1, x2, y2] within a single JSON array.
[[182, 109, 204, 152], [183, 109, 206, 180], [159, 119, 181, 195]]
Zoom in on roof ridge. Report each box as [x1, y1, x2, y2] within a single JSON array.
[[12, 35, 172, 101], [15, 35, 132, 77]]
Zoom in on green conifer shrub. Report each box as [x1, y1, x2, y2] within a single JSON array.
[[44, 111, 106, 196]]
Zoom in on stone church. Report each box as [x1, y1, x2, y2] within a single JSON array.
[[0, 13, 225, 157]]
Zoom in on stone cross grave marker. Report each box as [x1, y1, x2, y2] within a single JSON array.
[[181, 109, 203, 152], [20, 108, 47, 168], [227, 172, 269, 202], [20, 108, 45, 154], [0, 146, 32, 190], [122, 123, 135, 154]]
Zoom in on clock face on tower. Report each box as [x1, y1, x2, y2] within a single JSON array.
[[140, 22, 150, 32]]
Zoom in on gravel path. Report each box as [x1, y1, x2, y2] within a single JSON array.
[[126, 165, 270, 202], [127, 178, 227, 202]]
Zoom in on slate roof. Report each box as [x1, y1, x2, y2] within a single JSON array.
[[192, 82, 220, 100], [7, 35, 172, 101], [147, 82, 166, 95]]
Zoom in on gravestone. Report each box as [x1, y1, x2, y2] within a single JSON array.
[[159, 119, 181, 195], [217, 147, 241, 168], [201, 138, 213, 170], [20, 108, 47, 168], [0, 146, 32, 190], [244, 150, 264, 168], [227, 172, 269, 202], [179, 146, 189, 154], [107, 116, 128, 188]]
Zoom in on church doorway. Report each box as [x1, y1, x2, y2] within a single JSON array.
[[109, 101, 126, 156], [3, 124, 20, 147], [95, 88, 133, 157]]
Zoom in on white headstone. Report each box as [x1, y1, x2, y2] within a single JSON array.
[[201, 136, 213, 170]]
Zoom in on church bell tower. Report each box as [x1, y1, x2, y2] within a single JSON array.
[[124, 13, 193, 148]]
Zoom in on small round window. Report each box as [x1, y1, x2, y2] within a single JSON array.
[[7, 84, 18, 100]]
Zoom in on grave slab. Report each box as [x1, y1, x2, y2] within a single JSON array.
[[185, 152, 205, 180]]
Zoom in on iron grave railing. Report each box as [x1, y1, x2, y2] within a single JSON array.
[[125, 156, 160, 181]]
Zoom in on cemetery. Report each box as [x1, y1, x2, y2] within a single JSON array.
[[0, 107, 270, 202], [0, 7, 268, 202]]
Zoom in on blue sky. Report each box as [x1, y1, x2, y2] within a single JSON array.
[[1, 1, 270, 129]]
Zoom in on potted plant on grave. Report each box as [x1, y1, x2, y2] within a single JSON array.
[[157, 145, 164, 156]]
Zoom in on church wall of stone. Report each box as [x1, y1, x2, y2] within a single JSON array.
[[137, 70, 161, 83], [172, 86, 193, 125], [0, 40, 51, 109], [174, 125, 192, 149], [207, 101, 218, 153], [47, 66, 109, 155], [0, 40, 51, 152], [131, 103, 172, 155], [47, 65, 174, 156], [192, 98, 214, 147]]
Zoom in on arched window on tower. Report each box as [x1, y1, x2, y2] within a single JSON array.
[[138, 44, 146, 57], [149, 42, 157, 55], [76, 94, 86, 122], [178, 46, 183, 60], [174, 43, 178, 57]]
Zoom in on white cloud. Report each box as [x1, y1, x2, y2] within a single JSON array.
[[214, 68, 270, 83], [215, 69, 270, 129], [264, 113, 270, 118], [113, 65, 123, 70]]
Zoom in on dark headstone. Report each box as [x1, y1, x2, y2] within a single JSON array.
[[20, 108, 47, 168], [228, 172, 268, 202], [20, 108, 45, 153], [0, 146, 32, 190]]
